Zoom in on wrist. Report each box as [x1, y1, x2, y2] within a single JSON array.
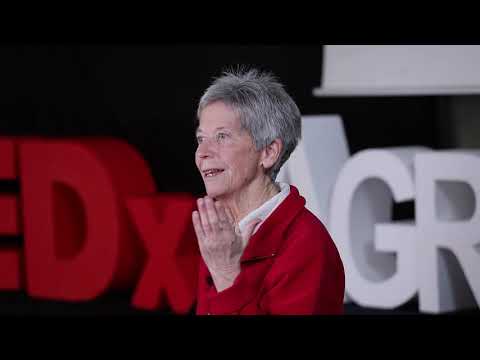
[[210, 265, 241, 292]]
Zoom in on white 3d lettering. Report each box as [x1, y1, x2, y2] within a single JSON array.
[[279, 115, 480, 313]]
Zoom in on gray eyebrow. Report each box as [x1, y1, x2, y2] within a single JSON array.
[[196, 126, 229, 135]]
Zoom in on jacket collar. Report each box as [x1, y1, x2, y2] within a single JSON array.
[[239, 185, 305, 263]]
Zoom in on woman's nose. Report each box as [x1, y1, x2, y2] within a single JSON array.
[[196, 140, 214, 158]]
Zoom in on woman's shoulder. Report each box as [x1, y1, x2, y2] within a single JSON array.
[[290, 207, 330, 236], [283, 207, 338, 255]]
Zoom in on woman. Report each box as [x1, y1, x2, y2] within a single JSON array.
[[192, 68, 344, 315]]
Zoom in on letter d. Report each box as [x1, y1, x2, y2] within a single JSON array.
[[20, 139, 156, 301]]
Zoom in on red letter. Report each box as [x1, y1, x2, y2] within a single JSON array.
[[127, 194, 200, 314], [20, 138, 156, 301], [0, 138, 21, 290]]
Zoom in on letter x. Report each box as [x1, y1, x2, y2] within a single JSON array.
[[127, 193, 200, 314]]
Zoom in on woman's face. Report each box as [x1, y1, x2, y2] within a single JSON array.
[[195, 101, 263, 199]]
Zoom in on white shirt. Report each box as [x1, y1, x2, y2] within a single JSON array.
[[237, 182, 290, 251]]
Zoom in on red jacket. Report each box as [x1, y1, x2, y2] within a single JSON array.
[[196, 185, 345, 315]]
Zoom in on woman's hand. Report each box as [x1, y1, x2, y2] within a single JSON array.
[[192, 196, 260, 292]]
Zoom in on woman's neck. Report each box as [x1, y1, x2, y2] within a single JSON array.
[[219, 176, 280, 225]]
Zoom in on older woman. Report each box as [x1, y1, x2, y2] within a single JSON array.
[[192, 68, 344, 315]]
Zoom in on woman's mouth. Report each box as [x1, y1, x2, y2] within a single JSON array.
[[203, 168, 225, 178]]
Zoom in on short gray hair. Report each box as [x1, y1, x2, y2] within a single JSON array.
[[197, 67, 301, 181]]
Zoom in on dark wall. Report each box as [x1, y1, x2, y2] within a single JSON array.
[[0, 44, 441, 315]]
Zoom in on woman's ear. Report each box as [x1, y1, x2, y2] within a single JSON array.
[[261, 138, 283, 170]]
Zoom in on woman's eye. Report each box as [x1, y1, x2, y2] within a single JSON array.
[[216, 133, 228, 141], [196, 136, 204, 144]]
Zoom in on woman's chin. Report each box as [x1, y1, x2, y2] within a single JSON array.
[[204, 185, 228, 199]]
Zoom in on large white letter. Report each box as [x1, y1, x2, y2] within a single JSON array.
[[278, 115, 349, 228], [416, 150, 480, 313], [329, 147, 429, 308]]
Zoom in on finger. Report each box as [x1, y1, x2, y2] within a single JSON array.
[[192, 210, 205, 240], [223, 205, 235, 226], [214, 201, 232, 230], [197, 198, 212, 236], [204, 197, 221, 232]]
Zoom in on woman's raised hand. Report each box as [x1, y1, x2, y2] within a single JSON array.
[[192, 196, 260, 292]]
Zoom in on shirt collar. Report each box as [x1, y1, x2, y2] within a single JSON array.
[[239, 184, 306, 263], [237, 182, 290, 250]]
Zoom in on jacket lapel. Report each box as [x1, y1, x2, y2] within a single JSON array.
[[240, 185, 305, 263]]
